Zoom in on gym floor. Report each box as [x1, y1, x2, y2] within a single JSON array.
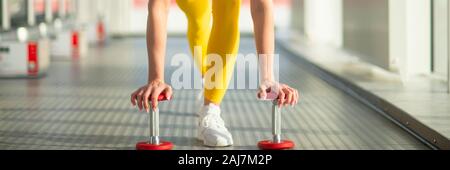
[[0, 37, 428, 150]]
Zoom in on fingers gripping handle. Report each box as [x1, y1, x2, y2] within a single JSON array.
[[258, 90, 279, 101], [259, 90, 289, 101]]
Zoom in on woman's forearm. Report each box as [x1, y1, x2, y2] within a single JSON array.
[[147, 0, 170, 83], [251, 0, 275, 82]]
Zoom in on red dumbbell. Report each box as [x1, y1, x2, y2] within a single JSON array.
[[258, 92, 295, 150], [136, 94, 174, 150]]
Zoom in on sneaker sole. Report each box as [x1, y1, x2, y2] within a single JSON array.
[[197, 132, 233, 147]]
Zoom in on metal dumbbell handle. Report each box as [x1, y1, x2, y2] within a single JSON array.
[[148, 94, 171, 145], [149, 107, 160, 145], [259, 92, 284, 144], [272, 100, 282, 144]]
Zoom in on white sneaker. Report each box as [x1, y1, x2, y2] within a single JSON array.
[[197, 104, 234, 147]]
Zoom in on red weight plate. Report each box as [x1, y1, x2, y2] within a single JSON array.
[[258, 140, 295, 150], [136, 141, 174, 150]]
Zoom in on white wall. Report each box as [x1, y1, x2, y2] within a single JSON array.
[[304, 0, 342, 47], [101, 0, 187, 35], [2, 0, 10, 30], [448, 0, 450, 91], [433, 0, 448, 78], [389, 0, 431, 81], [28, 0, 35, 25], [93, 0, 291, 36]]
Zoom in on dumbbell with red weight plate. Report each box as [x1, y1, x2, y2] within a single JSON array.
[[136, 94, 174, 150], [258, 92, 295, 150]]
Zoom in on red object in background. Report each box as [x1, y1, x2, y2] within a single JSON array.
[[133, 0, 148, 9], [51, 0, 59, 13], [27, 42, 39, 76], [72, 32, 79, 48], [97, 21, 106, 43], [65, 0, 71, 13], [34, 0, 45, 13], [71, 31, 80, 58]]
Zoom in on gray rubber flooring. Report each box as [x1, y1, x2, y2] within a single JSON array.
[[0, 37, 428, 150]]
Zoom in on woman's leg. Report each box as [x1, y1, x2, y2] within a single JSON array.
[[176, 0, 211, 76], [204, 0, 242, 105]]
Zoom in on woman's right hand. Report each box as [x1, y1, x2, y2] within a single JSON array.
[[131, 79, 173, 113], [258, 80, 299, 108]]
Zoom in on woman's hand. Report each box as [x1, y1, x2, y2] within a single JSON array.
[[134, 0, 171, 113], [131, 80, 173, 113], [251, 0, 297, 107], [258, 80, 299, 108]]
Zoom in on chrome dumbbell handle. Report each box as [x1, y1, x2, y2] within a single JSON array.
[[258, 92, 284, 144], [147, 94, 171, 145], [272, 100, 282, 144], [149, 107, 160, 145]]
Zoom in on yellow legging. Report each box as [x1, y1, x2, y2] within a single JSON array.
[[176, 0, 241, 104]]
